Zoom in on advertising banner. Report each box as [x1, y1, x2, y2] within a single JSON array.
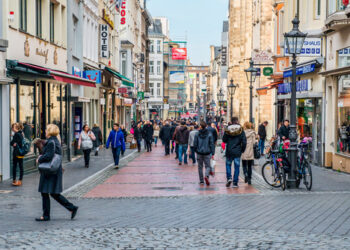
[[172, 48, 187, 60], [285, 38, 321, 57], [170, 71, 185, 83], [83, 70, 101, 83], [278, 79, 310, 94], [188, 73, 196, 79], [283, 63, 316, 78]]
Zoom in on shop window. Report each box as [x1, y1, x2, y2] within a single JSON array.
[[338, 47, 350, 68], [10, 84, 17, 125], [36, 0, 42, 37], [19, 84, 35, 154], [19, 0, 27, 32], [337, 74, 350, 155]]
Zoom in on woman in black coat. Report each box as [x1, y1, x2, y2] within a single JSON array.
[[134, 123, 142, 152], [10, 123, 24, 186], [143, 121, 154, 152], [92, 124, 103, 156], [35, 124, 78, 222]]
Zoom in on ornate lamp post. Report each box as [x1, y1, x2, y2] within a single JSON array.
[[245, 59, 258, 123], [284, 15, 307, 188], [227, 79, 238, 120]]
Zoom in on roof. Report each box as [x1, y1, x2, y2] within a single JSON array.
[[148, 19, 164, 36]]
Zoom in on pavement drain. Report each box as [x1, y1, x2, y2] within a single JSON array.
[[152, 187, 183, 191]]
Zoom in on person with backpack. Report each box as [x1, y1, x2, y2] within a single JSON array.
[[106, 123, 126, 169], [78, 124, 96, 168], [193, 121, 215, 185], [10, 123, 26, 186], [223, 117, 247, 188], [92, 124, 102, 156], [175, 121, 190, 165], [159, 121, 172, 155]]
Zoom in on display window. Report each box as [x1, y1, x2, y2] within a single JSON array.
[[337, 74, 350, 154]]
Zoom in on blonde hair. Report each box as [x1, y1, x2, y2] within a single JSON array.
[[46, 124, 60, 137], [243, 122, 253, 130]]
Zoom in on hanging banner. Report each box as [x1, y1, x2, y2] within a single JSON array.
[[172, 48, 187, 60], [170, 71, 185, 84]]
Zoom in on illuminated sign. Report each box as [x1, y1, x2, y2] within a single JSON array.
[[100, 24, 109, 58], [172, 48, 187, 60]]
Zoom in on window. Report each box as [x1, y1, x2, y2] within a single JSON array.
[[337, 74, 350, 156], [157, 61, 161, 75], [150, 40, 154, 53], [157, 83, 161, 96], [338, 47, 350, 68], [72, 16, 78, 56], [121, 52, 127, 75], [328, 0, 349, 15], [150, 82, 154, 96], [50, 2, 55, 43], [149, 61, 154, 74], [19, 0, 27, 31], [36, 0, 42, 37], [315, 0, 321, 18], [157, 40, 161, 53]]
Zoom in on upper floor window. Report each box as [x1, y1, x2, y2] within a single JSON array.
[[157, 61, 161, 75], [338, 47, 350, 68], [19, 0, 27, 32], [157, 83, 161, 96], [50, 2, 55, 43], [36, 0, 42, 37], [150, 82, 154, 96], [157, 40, 161, 53], [150, 40, 154, 53], [121, 52, 127, 75], [315, 0, 321, 19], [149, 61, 154, 74], [72, 16, 78, 56], [328, 0, 349, 15]]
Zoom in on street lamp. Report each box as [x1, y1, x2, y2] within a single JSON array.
[[284, 15, 307, 189], [227, 79, 238, 120], [245, 59, 258, 123]]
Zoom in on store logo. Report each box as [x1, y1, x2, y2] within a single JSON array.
[[120, 0, 127, 25]]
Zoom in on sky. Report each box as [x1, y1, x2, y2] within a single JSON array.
[[147, 0, 229, 66]]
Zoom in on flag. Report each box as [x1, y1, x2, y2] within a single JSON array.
[[115, 0, 122, 12]]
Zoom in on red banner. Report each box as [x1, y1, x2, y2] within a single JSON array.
[[172, 48, 187, 60]]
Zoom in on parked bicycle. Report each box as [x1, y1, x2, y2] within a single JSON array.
[[295, 138, 313, 190]]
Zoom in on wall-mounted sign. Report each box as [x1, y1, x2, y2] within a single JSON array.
[[278, 79, 310, 94], [252, 50, 273, 63], [100, 24, 109, 58], [120, 0, 127, 25], [118, 88, 128, 93], [276, 57, 290, 73], [83, 70, 101, 83], [72, 66, 81, 77], [263, 67, 273, 76], [124, 98, 133, 104], [102, 9, 114, 29], [285, 38, 321, 57], [137, 91, 144, 100], [172, 48, 187, 60], [170, 71, 185, 83], [221, 46, 227, 66], [283, 63, 316, 78]]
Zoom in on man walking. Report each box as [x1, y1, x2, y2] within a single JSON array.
[[223, 117, 247, 188], [258, 121, 268, 155], [193, 121, 215, 185], [188, 125, 199, 164], [106, 123, 126, 169], [278, 120, 290, 140], [143, 121, 154, 152], [175, 121, 190, 165], [159, 121, 172, 155]]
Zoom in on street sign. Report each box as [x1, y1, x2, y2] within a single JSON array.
[[284, 38, 322, 57], [263, 67, 273, 76]]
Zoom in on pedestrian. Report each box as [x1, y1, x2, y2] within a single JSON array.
[[170, 122, 177, 154], [223, 117, 247, 188], [188, 125, 199, 164], [208, 123, 218, 145], [36, 124, 78, 222], [92, 124, 102, 156], [159, 121, 172, 155], [278, 120, 290, 140], [258, 121, 268, 156], [153, 123, 160, 147], [242, 122, 257, 185], [143, 121, 154, 152], [78, 124, 96, 168], [193, 121, 215, 185], [134, 123, 142, 152], [10, 123, 25, 186], [106, 123, 126, 169], [120, 125, 128, 156], [175, 121, 190, 165]]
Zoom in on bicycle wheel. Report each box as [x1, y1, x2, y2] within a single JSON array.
[[303, 162, 312, 191], [280, 167, 287, 191], [262, 161, 281, 188]]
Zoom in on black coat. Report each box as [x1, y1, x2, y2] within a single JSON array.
[[208, 127, 218, 143], [159, 124, 172, 141], [38, 136, 63, 194], [258, 124, 267, 140], [92, 126, 102, 147], [193, 128, 215, 155], [10, 131, 23, 157], [142, 124, 154, 141], [175, 126, 190, 145], [223, 125, 247, 159], [170, 125, 177, 140], [278, 125, 290, 139], [134, 127, 142, 141]]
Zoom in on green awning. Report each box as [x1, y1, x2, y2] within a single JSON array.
[[105, 67, 134, 88]]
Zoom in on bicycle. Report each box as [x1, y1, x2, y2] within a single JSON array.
[[296, 140, 312, 191]]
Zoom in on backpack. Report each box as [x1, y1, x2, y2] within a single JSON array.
[[18, 138, 31, 156]]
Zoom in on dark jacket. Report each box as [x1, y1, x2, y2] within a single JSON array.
[[175, 126, 190, 145], [38, 136, 63, 194], [134, 127, 142, 141], [142, 124, 154, 141], [193, 128, 215, 155], [222, 124, 247, 158], [278, 125, 290, 139], [159, 124, 172, 141], [258, 124, 267, 140], [92, 126, 103, 147], [170, 124, 177, 140], [10, 131, 24, 157], [106, 128, 126, 151], [208, 126, 218, 143], [122, 129, 128, 142]]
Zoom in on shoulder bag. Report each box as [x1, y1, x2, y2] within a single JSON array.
[[38, 140, 62, 174]]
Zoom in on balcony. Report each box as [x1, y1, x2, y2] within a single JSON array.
[[324, 3, 350, 32]]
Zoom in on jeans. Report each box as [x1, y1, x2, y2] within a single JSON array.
[[259, 139, 265, 155], [83, 149, 91, 166], [190, 146, 196, 164], [242, 160, 253, 180], [226, 157, 241, 183], [164, 139, 170, 155], [197, 154, 211, 182], [112, 146, 121, 166], [41, 193, 75, 219], [12, 156, 24, 181], [136, 139, 141, 152], [178, 144, 188, 164], [154, 137, 158, 145]]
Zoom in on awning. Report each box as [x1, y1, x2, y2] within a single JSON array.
[[105, 67, 135, 88], [283, 58, 323, 78], [6, 61, 96, 87], [0, 76, 13, 85], [319, 66, 350, 77], [256, 81, 282, 96]]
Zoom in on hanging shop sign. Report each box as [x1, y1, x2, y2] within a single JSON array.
[[263, 67, 274, 76], [285, 38, 321, 57], [124, 98, 133, 104], [118, 88, 128, 93], [137, 91, 144, 100], [278, 79, 310, 94], [100, 24, 109, 58], [83, 70, 101, 83], [276, 57, 290, 73], [72, 66, 82, 77], [170, 71, 185, 83], [221, 46, 227, 66], [102, 9, 114, 29], [252, 50, 273, 64], [120, 0, 127, 25], [172, 48, 187, 60], [283, 63, 316, 78]]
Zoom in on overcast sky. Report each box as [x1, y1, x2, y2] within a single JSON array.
[[147, 0, 228, 66]]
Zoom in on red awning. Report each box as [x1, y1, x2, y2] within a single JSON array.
[[17, 62, 96, 87]]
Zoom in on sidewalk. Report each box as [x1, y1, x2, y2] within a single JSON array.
[[0, 148, 135, 198]]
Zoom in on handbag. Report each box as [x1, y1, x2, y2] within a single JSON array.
[[38, 140, 62, 174], [253, 143, 261, 159]]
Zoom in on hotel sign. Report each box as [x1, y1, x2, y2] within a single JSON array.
[[100, 24, 109, 58]]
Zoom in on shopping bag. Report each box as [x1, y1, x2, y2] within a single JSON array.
[[132, 138, 136, 144], [210, 159, 216, 176]]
